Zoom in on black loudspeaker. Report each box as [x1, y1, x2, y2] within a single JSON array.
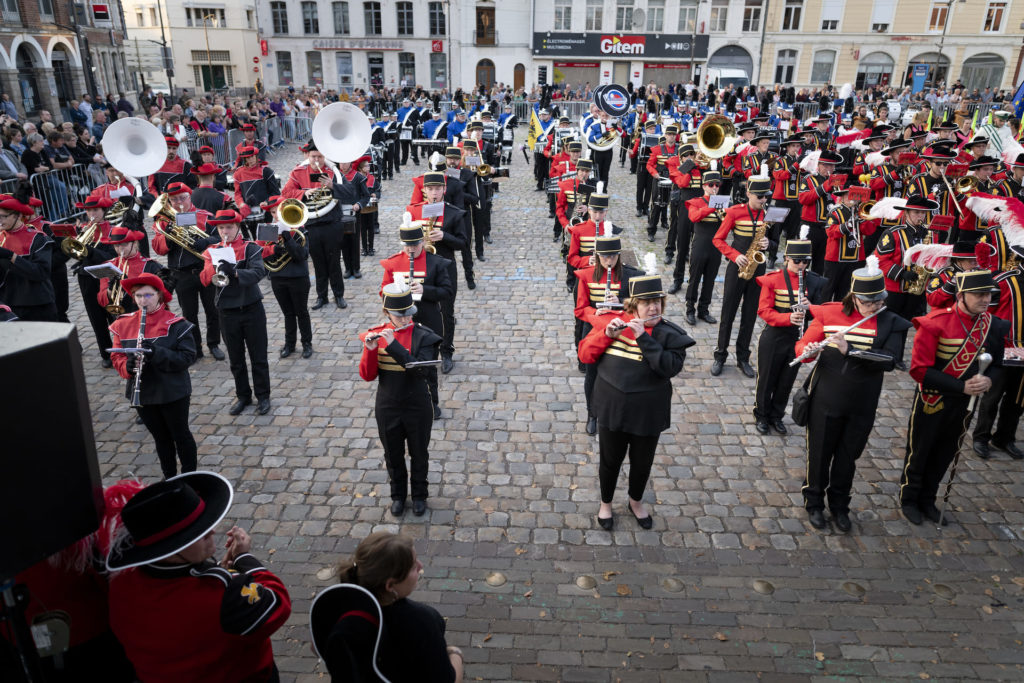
[[0, 323, 103, 581]]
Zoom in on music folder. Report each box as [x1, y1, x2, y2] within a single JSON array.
[[256, 224, 279, 242], [84, 263, 123, 280], [421, 202, 445, 218], [208, 246, 237, 266], [175, 212, 197, 227], [764, 206, 790, 223], [708, 194, 730, 209]]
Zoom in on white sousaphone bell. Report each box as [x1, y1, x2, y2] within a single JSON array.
[[312, 102, 373, 164], [102, 117, 169, 178]]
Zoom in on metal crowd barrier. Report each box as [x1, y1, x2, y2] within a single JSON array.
[[30, 165, 94, 224]]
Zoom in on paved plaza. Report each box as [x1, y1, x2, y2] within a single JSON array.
[[78, 143, 1024, 681]]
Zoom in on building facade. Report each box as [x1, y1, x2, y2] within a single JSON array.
[[759, 0, 1024, 92], [123, 1, 261, 96], [0, 1, 131, 118]]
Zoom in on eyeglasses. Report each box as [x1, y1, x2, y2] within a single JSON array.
[[704, 182, 721, 187], [790, 259, 809, 264], [134, 292, 158, 299]]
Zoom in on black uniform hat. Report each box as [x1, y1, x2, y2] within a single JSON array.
[[665, 124, 680, 135], [850, 258, 887, 301], [747, 178, 772, 195], [702, 170, 722, 184], [382, 282, 417, 316], [462, 139, 479, 150], [782, 132, 804, 145], [968, 135, 990, 147], [751, 130, 772, 143], [818, 150, 844, 164], [558, 116, 571, 125], [679, 143, 695, 155], [643, 119, 658, 129], [399, 225, 425, 243], [951, 240, 978, 259], [309, 584, 387, 671], [423, 172, 446, 186], [738, 122, 758, 134], [1009, 153, 1024, 168], [863, 127, 889, 142], [445, 146, 462, 157], [566, 141, 583, 153], [881, 139, 912, 156], [784, 238, 812, 260], [576, 159, 594, 171], [106, 472, 234, 571], [907, 129, 929, 140], [594, 235, 622, 254], [955, 269, 997, 294], [628, 275, 665, 299], [588, 193, 610, 209], [969, 155, 998, 169], [933, 120, 959, 131], [921, 146, 957, 161], [900, 195, 940, 212]]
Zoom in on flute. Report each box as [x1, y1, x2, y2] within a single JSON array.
[[607, 313, 662, 332], [365, 322, 415, 343], [789, 306, 886, 367]]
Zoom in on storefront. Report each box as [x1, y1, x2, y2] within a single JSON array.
[[553, 61, 600, 87], [643, 63, 693, 89], [855, 51, 894, 89]]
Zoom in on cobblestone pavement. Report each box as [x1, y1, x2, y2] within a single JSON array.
[[76, 142, 1024, 681]]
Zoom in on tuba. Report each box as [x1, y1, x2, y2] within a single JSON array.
[[304, 102, 374, 220], [695, 114, 738, 161], [263, 199, 308, 273]]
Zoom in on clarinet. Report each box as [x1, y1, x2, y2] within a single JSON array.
[[794, 269, 808, 335], [130, 307, 147, 408], [408, 251, 416, 284]]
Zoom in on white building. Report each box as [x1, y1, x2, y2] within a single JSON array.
[[123, 1, 261, 95], [254, 0, 532, 92]]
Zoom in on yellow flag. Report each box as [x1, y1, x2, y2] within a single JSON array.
[[971, 108, 979, 134], [925, 110, 933, 131], [527, 108, 541, 153]]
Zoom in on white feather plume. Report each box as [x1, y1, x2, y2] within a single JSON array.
[[864, 254, 880, 276], [903, 242, 952, 269], [596, 181, 604, 194], [735, 141, 753, 157], [1001, 139, 1024, 167], [643, 251, 658, 276], [428, 151, 445, 169], [710, 159, 717, 172], [799, 224, 809, 240], [392, 272, 407, 288], [966, 195, 1008, 225], [757, 162, 769, 179], [865, 151, 887, 168], [869, 196, 907, 220], [602, 220, 613, 237], [839, 83, 853, 100], [851, 138, 868, 152], [799, 149, 821, 174]]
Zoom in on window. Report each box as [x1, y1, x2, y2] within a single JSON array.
[[709, 0, 728, 31], [150, 7, 158, 25], [984, 2, 1005, 31], [742, 0, 761, 31], [781, 0, 802, 30], [586, 0, 603, 31], [247, 10, 254, 29], [871, 23, 888, 31], [476, 7, 495, 44], [333, 2, 351, 34], [647, 0, 664, 31], [928, 1, 948, 31], [191, 50, 231, 62], [302, 2, 319, 34], [820, 0, 842, 31], [554, 0, 572, 31], [271, 2, 288, 33], [136, 9, 144, 26], [429, 2, 445, 35], [811, 51, 835, 83], [277, 52, 293, 85], [38, 0, 53, 20], [364, 2, 381, 35], [187, 8, 226, 28], [1, 0, 20, 22], [615, 0, 634, 31], [306, 51, 323, 86], [678, 0, 696, 33], [194, 65, 233, 90], [775, 49, 797, 83], [399, 52, 415, 84], [870, 0, 895, 33], [397, 2, 413, 34], [430, 52, 447, 89], [336, 52, 353, 85]]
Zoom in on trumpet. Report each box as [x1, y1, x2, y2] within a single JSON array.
[[61, 219, 101, 260], [105, 269, 126, 316]]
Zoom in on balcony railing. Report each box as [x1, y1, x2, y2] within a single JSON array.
[[475, 28, 496, 45]]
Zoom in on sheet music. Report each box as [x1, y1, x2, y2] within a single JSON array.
[[84, 263, 123, 280], [764, 206, 790, 223], [708, 194, 731, 209], [421, 202, 445, 218], [208, 246, 237, 265]]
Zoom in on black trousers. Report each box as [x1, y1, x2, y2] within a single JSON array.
[[755, 326, 800, 421], [715, 265, 760, 363], [11, 301, 58, 321], [220, 302, 270, 401], [172, 268, 221, 350], [806, 221, 826, 275], [822, 261, 861, 302], [973, 365, 1024, 445], [399, 139, 416, 164], [900, 391, 970, 508], [307, 225, 344, 300], [803, 406, 875, 513], [593, 149, 613, 191], [384, 141, 397, 178], [77, 272, 113, 361], [340, 224, 360, 275], [636, 167, 652, 212], [270, 276, 312, 347], [598, 427, 660, 503], [684, 224, 721, 314], [136, 395, 197, 478], [459, 216, 475, 283], [664, 197, 684, 260], [471, 204, 490, 258], [52, 260, 69, 322], [534, 153, 549, 189], [378, 402, 432, 500], [440, 259, 458, 357], [359, 212, 377, 254], [776, 199, 802, 242]]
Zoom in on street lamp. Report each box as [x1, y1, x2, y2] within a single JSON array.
[[203, 13, 216, 92]]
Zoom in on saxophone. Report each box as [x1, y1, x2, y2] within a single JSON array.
[[738, 219, 768, 280], [906, 228, 933, 295]]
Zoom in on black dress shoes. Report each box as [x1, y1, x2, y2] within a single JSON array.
[[344, 270, 354, 279], [101, 357, 113, 369], [467, 279, 476, 290], [476, 254, 486, 262], [647, 234, 656, 243], [280, 345, 294, 358], [353, 271, 362, 279], [441, 356, 454, 374], [134, 413, 145, 425], [552, 233, 561, 243], [698, 312, 717, 324], [336, 298, 348, 309], [737, 360, 755, 378], [833, 511, 852, 533], [664, 253, 674, 265], [390, 499, 406, 516], [629, 506, 653, 530], [685, 311, 696, 325], [635, 208, 643, 217], [894, 360, 908, 371], [920, 502, 946, 525], [597, 514, 614, 530], [901, 504, 923, 525], [577, 360, 586, 374], [755, 420, 770, 435], [412, 500, 427, 516], [433, 404, 443, 420], [484, 235, 492, 244], [586, 416, 597, 435], [973, 438, 991, 459], [993, 440, 1024, 460], [668, 281, 683, 295], [257, 398, 271, 415], [808, 509, 827, 529], [710, 359, 724, 376], [770, 419, 787, 435], [301, 344, 313, 358], [312, 298, 328, 310], [229, 397, 252, 415], [208, 345, 226, 361]]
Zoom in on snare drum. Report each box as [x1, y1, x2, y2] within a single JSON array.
[[653, 178, 673, 207]]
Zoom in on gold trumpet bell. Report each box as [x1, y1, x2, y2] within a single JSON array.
[[476, 164, 491, 177], [277, 199, 308, 227], [857, 200, 876, 221], [955, 176, 978, 194], [147, 193, 176, 221], [695, 114, 738, 160]]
